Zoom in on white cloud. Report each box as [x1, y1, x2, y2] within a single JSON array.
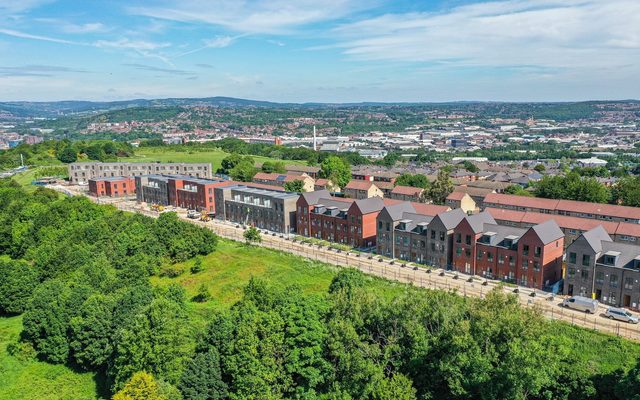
[[0, 0, 54, 13], [93, 38, 170, 51], [0, 28, 78, 44], [203, 35, 235, 48], [61, 22, 110, 34], [331, 0, 640, 71], [129, 0, 369, 34]]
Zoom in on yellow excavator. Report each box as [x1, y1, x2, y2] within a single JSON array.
[[200, 214, 210, 222], [150, 204, 165, 212]]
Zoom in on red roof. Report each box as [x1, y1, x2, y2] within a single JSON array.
[[484, 207, 633, 237], [446, 191, 468, 201], [483, 193, 560, 210], [345, 180, 376, 190], [411, 202, 451, 216], [391, 185, 423, 196]]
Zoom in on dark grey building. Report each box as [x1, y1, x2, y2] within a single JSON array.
[[564, 226, 640, 309], [214, 185, 299, 233], [135, 175, 171, 205], [376, 205, 466, 267]]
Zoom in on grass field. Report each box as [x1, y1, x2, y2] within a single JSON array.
[[119, 147, 307, 172], [0, 316, 105, 400]]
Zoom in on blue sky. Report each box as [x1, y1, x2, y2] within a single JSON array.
[[0, 0, 639, 102]]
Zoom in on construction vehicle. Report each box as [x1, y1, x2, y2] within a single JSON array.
[[200, 214, 210, 222], [150, 204, 165, 212]]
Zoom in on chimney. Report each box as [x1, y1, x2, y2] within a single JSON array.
[[313, 125, 317, 151]]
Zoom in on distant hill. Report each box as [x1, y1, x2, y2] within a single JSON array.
[[0, 97, 638, 120]]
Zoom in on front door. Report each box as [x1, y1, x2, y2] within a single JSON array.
[[624, 295, 631, 307], [567, 284, 574, 296]]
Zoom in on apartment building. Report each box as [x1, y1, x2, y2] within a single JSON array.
[[486, 208, 640, 247], [252, 172, 315, 192], [387, 185, 424, 202], [376, 205, 463, 267], [168, 177, 231, 213], [214, 185, 298, 233], [69, 161, 212, 183], [88, 177, 135, 197], [564, 226, 640, 309], [483, 193, 640, 224], [135, 175, 171, 205], [451, 213, 564, 290], [343, 180, 384, 200]]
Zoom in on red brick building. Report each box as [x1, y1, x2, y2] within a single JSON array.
[[166, 177, 232, 212], [451, 212, 564, 289], [88, 177, 135, 197]]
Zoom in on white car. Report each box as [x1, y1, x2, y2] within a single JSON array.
[[604, 307, 639, 324]]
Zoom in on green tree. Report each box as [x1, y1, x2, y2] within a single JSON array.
[[0, 259, 39, 314], [113, 371, 167, 400], [261, 161, 286, 173], [56, 146, 78, 163], [69, 294, 116, 369], [190, 257, 203, 274], [192, 284, 211, 303], [179, 349, 228, 400], [504, 185, 532, 197], [243, 226, 262, 244], [534, 164, 546, 173], [395, 173, 430, 189], [372, 374, 417, 400], [229, 160, 258, 182], [284, 179, 305, 192], [463, 160, 479, 173], [320, 156, 352, 189], [426, 169, 454, 205], [612, 176, 640, 207]]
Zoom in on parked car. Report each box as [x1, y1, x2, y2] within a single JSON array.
[[604, 307, 639, 324], [187, 210, 201, 219], [562, 296, 599, 314]]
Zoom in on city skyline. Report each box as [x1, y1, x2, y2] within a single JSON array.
[[1, 0, 639, 102]]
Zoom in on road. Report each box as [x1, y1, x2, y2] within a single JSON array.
[[50, 184, 640, 341]]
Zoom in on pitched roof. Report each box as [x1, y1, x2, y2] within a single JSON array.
[[465, 211, 497, 233], [352, 196, 385, 214], [483, 193, 560, 210], [529, 219, 564, 244], [411, 202, 451, 216], [345, 180, 377, 190], [391, 185, 423, 196], [382, 202, 417, 220], [434, 208, 467, 230], [446, 191, 468, 201], [582, 226, 613, 253], [300, 190, 332, 205]]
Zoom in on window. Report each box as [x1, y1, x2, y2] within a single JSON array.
[[439, 232, 445, 241], [625, 277, 633, 290], [610, 274, 618, 288], [378, 221, 382, 230], [534, 246, 541, 257], [582, 254, 591, 266], [567, 267, 575, 277], [580, 269, 589, 279], [386, 222, 390, 231], [456, 247, 462, 256], [476, 250, 482, 260], [533, 261, 540, 271], [431, 230, 436, 239], [568, 252, 577, 264], [522, 245, 529, 256], [465, 235, 471, 245], [521, 260, 528, 270], [455, 233, 462, 243], [509, 256, 515, 267], [431, 243, 436, 252], [595, 271, 604, 285], [498, 255, 504, 264], [487, 252, 494, 262]]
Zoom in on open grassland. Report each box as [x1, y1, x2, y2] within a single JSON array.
[[119, 146, 307, 172], [0, 316, 105, 400]]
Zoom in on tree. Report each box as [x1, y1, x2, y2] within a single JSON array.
[[534, 164, 546, 173], [372, 374, 417, 400], [284, 179, 305, 192], [612, 176, 640, 207], [504, 185, 532, 197], [244, 226, 262, 244], [57, 146, 77, 163], [427, 169, 454, 205], [229, 160, 258, 182], [463, 161, 479, 173], [395, 173, 430, 189], [113, 371, 167, 400], [320, 156, 352, 189], [179, 349, 228, 400], [69, 294, 116, 369], [219, 153, 243, 174], [192, 284, 211, 303], [261, 161, 286, 173], [190, 257, 204, 274], [0, 259, 39, 314]]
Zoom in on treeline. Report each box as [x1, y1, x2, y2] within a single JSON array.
[[0, 180, 217, 395], [0, 139, 135, 169], [533, 172, 640, 206]]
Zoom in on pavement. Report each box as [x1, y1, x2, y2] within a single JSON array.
[[48, 183, 640, 341]]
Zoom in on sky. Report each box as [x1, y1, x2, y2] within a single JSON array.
[[0, 0, 639, 102]]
